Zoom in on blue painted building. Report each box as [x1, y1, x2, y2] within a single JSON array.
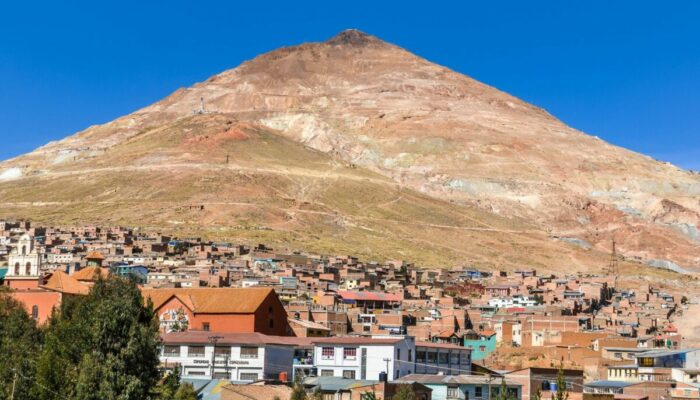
[[463, 331, 497, 361], [397, 374, 521, 400]]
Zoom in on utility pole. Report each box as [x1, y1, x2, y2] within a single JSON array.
[[487, 373, 493, 400], [209, 335, 223, 379], [383, 357, 392, 378]]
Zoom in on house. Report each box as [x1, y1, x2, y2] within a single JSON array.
[[336, 290, 402, 310], [160, 331, 308, 381], [505, 367, 584, 400], [302, 376, 380, 400], [221, 384, 293, 400], [312, 336, 416, 381], [351, 380, 433, 400], [415, 341, 472, 375], [396, 374, 521, 400], [607, 349, 700, 383], [288, 318, 332, 337], [463, 330, 497, 361], [142, 287, 291, 335]]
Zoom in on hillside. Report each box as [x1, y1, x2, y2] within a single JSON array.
[[1, 30, 698, 272]]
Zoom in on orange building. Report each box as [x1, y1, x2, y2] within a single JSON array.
[[6, 270, 90, 324], [142, 287, 291, 335]]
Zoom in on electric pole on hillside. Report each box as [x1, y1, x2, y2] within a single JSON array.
[[606, 238, 620, 290]]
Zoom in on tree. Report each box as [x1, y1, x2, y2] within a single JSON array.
[[290, 377, 308, 400], [554, 364, 570, 400], [173, 383, 197, 400], [393, 384, 416, 400], [36, 276, 162, 400], [494, 378, 515, 400], [532, 388, 542, 400], [0, 289, 43, 400], [361, 391, 378, 400]]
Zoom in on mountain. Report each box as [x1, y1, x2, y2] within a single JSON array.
[[1, 30, 698, 272]]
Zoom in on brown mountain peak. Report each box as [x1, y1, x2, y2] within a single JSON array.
[[325, 29, 384, 47]]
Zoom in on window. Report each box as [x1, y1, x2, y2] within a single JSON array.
[[163, 345, 180, 357], [187, 370, 206, 376], [408, 349, 413, 362], [416, 351, 426, 363], [188, 346, 205, 357], [213, 372, 229, 379], [479, 345, 486, 352], [639, 357, 654, 367], [25, 262, 31, 275], [214, 347, 230, 357], [427, 352, 437, 363], [239, 372, 259, 381], [439, 353, 449, 364], [322, 347, 335, 359], [451, 353, 460, 365], [475, 386, 483, 398], [343, 370, 356, 379], [269, 319, 274, 329], [343, 347, 357, 359], [320, 370, 334, 377], [447, 387, 460, 399], [202, 322, 210, 331], [14, 263, 19, 275], [31, 305, 39, 320], [240, 346, 259, 359], [396, 349, 401, 360]]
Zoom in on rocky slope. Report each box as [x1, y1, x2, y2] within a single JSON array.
[[1, 30, 698, 272]]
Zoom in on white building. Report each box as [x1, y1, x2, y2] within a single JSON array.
[[6, 233, 41, 279], [161, 331, 307, 382], [488, 295, 536, 308], [313, 336, 415, 381]]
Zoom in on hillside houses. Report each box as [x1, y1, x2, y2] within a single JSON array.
[[0, 219, 697, 399]]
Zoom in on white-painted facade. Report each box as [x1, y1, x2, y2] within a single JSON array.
[[313, 337, 415, 381], [161, 341, 294, 382]]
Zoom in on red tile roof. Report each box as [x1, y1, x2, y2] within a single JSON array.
[[142, 287, 275, 314], [162, 331, 312, 346], [312, 337, 406, 345]]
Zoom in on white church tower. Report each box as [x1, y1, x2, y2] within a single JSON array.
[[7, 233, 41, 279]]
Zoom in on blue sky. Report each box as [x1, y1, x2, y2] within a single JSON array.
[[1, 1, 698, 169]]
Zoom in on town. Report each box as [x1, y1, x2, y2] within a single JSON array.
[[1, 220, 698, 400]]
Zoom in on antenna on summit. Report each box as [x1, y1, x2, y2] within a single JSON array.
[[195, 97, 206, 115]]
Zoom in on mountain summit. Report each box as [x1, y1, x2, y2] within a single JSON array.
[[1, 30, 698, 272]]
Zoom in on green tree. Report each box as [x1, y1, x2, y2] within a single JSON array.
[[554, 364, 570, 400], [361, 391, 378, 400], [173, 383, 197, 400], [393, 384, 416, 400], [0, 289, 43, 400], [290, 377, 307, 400], [156, 366, 183, 400], [494, 378, 515, 400], [36, 276, 161, 400]]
